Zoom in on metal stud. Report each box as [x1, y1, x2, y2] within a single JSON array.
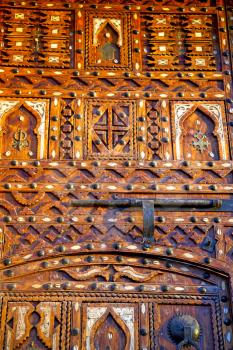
[[92, 183, 100, 190], [4, 270, 14, 277], [214, 217, 221, 223], [166, 262, 173, 268], [37, 249, 45, 257], [71, 328, 79, 336], [127, 216, 135, 223], [113, 242, 121, 250], [203, 257, 211, 264], [110, 283, 116, 291], [161, 137, 169, 143], [143, 243, 151, 251], [34, 161, 40, 166], [199, 73, 205, 78], [138, 116, 146, 122], [91, 283, 97, 290], [29, 216, 36, 222], [3, 216, 12, 223], [41, 261, 49, 268], [158, 216, 165, 223], [93, 161, 100, 167], [44, 283, 52, 290], [127, 184, 134, 190], [203, 272, 210, 279], [51, 135, 57, 141], [224, 318, 232, 326], [61, 258, 70, 265], [11, 160, 18, 166], [86, 256, 94, 263], [57, 245, 66, 253], [7, 284, 16, 290], [199, 287, 207, 294], [30, 183, 37, 189], [178, 92, 184, 97], [161, 285, 169, 292], [57, 217, 64, 223], [86, 243, 94, 250], [142, 258, 150, 265], [3, 259, 12, 268], [86, 216, 94, 223], [166, 248, 173, 256], [40, 90, 46, 95], [138, 285, 144, 292], [140, 328, 148, 336], [149, 161, 156, 167], [221, 296, 228, 302], [67, 183, 74, 190], [200, 93, 206, 98], [12, 68, 19, 73], [15, 90, 21, 95], [37, 69, 44, 74], [4, 183, 11, 189], [190, 216, 197, 223], [116, 256, 123, 262], [182, 160, 189, 166], [62, 282, 71, 289]]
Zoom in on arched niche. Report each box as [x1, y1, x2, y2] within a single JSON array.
[[97, 22, 121, 64], [173, 102, 229, 161], [0, 99, 49, 159], [182, 107, 219, 161]]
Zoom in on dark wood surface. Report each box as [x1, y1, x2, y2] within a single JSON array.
[[0, 0, 233, 349]]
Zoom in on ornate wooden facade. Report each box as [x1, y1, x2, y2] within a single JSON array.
[[0, 0, 233, 349]]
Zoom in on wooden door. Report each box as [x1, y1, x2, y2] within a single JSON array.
[[0, 0, 233, 349]]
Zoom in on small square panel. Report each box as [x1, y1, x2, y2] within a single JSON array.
[[85, 99, 137, 160]]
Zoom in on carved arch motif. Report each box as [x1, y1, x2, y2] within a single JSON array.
[[173, 102, 229, 160], [0, 99, 49, 160], [86, 305, 135, 350]]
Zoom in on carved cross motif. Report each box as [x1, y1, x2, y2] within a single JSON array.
[[192, 130, 209, 153]]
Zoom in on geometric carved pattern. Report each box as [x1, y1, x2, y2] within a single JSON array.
[[86, 99, 136, 159], [5, 302, 61, 350], [142, 13, 219, 71], [0, 8, 73, 68], [60, 100, 75, 159]]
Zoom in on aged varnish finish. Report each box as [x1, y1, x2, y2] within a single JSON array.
[[0, 0, 233, 349]]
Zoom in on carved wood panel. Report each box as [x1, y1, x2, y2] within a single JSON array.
[[0, 0, 233, 349]]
